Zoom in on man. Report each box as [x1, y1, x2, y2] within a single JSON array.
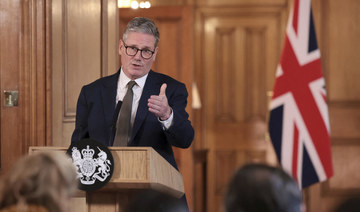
[[71, 17, 194, 171], [224, 163, 302, 212]]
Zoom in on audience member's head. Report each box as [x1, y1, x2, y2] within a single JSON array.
[[126, 189, 187, 212], [0, 151, 78, 212], [333, 197, 360, 212], [224, 163, 302, 212]]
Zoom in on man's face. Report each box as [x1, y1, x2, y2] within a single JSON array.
[[119, 32, 158, 80]]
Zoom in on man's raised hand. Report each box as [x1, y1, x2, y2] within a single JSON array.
[[148, 83, 172, 120]]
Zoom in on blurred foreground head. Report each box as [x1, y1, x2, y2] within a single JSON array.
[[0, 151, 78, 212], [224, 163, 302, 212], [333, 197, 360, 212]]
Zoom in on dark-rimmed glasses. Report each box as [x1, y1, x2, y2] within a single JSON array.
[[123, 41, 155, 59]]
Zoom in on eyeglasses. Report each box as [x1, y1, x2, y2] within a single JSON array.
[[123, 41, 155, 59]]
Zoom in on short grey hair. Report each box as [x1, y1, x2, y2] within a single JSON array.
[[122, 17, 160, 47]]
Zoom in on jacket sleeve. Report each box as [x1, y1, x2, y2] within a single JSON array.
[[164, 83, 194, 148]]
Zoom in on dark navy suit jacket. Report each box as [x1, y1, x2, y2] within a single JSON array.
[[71, 69, 194, 170]]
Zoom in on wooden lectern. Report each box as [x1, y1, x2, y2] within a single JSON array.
[[29, 146, 185, 212]]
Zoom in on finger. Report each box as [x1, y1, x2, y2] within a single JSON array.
[[147, 102, 161, 110], [148, 107, 160, 116], [148, 103, 162, 116], [148, 96, 163, 105], [159, 83, 167, 96]]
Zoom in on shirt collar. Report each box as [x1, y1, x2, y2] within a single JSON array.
[[119, 68, 148, 89]]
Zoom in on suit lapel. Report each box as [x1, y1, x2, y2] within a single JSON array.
[[101, 71, 120, 127], [130, 71, 160, 142]]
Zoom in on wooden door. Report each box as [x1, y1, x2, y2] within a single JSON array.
[[195, 6, 288, 212], [0, 0, 48, 175], [118, 6, 195, 210], [0, 0, 23, 175]]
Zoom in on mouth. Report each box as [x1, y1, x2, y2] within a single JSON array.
[[131, 62, 142, 68]]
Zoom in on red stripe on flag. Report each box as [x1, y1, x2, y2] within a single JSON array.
[[292, 0, 300, 35]]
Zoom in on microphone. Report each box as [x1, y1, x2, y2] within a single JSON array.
[[110, 101, 122, 145], [112, 101, 122, 129]]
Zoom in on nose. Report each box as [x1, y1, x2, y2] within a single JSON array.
[[134, 50, 142, 59]]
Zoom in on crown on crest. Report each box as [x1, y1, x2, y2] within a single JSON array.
[[82, 145, 95, 159]]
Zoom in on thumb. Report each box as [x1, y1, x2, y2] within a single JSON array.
[[159, 83, 167, 96]]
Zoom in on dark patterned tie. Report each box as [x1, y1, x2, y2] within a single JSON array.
[[113, 81, 136, 146]]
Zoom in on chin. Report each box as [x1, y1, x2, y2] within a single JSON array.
[[128, 72, 143, 79], [132, 68, 148, 75]]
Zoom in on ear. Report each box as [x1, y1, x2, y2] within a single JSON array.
[[152, 46, 159, 60], [118, 40, 124, 56]]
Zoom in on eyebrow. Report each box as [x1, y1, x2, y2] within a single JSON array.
[[124, 40, 155, 50], [127, 44, 154, 51]]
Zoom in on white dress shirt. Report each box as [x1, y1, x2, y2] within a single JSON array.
[[116, 68, 173, 129]]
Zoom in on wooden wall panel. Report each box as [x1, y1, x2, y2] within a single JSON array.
[[327, 143, 360, 191], [215, 151, 237, 194], [52, 0, 118, 147], [214, 150, 266, 194], [51, 0, 67, 146], [65, 0, 102, 118], [307, 141, 360, 212], [324, 0, 360, 101], [306, 0, 360, 212], [329, 103, 360, 139], [215, 27, 240, 122], [156, 20, 183, 80]]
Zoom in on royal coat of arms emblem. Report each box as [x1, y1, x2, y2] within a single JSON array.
[[67, 139, 114, 191], [71, 145, 111, 184]]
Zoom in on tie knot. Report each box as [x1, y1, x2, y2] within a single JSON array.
[[127, 81, 136, 89]]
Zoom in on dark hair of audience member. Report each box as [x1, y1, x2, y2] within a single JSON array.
[[333, 197, 360, 212], [224, 163, 302, 212]]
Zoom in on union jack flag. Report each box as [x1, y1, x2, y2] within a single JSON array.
[[269, 0, 333, 188]]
